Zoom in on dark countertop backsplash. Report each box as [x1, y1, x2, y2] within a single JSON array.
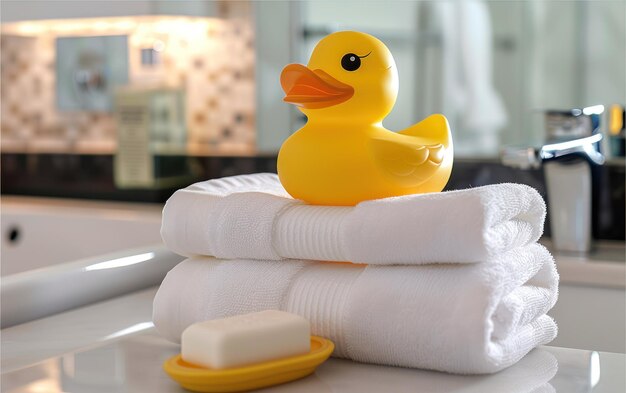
[[2, 153, 624, 241]]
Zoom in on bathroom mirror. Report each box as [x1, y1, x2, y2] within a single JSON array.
[[296, 0, 626, 157], [1, 0, 624, 159]]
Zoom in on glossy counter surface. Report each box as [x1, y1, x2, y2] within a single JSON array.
[[2, 332, 624, 393], [2, 288, 624, 393]]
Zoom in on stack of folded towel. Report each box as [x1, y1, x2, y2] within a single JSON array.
[[153, 173, 558, 374]]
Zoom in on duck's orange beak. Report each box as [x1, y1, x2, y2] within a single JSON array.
[[280, 64, 354, 109]]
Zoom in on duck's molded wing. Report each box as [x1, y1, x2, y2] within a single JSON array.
[[398, 114, 451, 147], [369, 138, 445, 186], [369, 114, 451, 187]]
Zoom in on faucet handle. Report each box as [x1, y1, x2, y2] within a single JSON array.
[[500, 146, 541, 170], [539, 133, 605, 165]]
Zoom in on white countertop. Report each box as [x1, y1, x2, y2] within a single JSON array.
[[2, 288, 624, 393], [546, 240, 625, 289], [2, 332, 624, 393]]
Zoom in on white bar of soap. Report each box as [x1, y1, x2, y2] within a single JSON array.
[[181, 310, 311, 369]]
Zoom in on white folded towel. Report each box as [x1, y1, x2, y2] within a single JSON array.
[[153, 243, 558, 374], [161, 173, 545, 264]]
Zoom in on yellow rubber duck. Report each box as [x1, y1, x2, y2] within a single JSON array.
[[278, 31, 453, 206]]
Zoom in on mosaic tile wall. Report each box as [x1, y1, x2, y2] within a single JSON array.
[[0, 16, 255, 154]]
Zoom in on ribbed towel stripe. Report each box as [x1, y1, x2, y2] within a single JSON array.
[[275, 206, 350, 261], [284, 264, 362, 357]]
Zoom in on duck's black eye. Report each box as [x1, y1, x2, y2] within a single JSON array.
[[341, 53, 361, 71]]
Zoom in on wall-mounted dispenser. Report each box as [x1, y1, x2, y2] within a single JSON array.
[[113, 87, 187, 189]]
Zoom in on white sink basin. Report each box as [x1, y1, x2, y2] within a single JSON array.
[[1, 196, 163, 276], [0, 196, 183, 328]]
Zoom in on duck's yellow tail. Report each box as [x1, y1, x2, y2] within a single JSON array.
[[398, 114, 451, 147]]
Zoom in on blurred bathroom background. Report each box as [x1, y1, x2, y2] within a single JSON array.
[[1, 0, 624, 237], [2, 0, 624, 246]]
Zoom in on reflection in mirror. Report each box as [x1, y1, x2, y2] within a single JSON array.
[[298, 0, 625, 157]]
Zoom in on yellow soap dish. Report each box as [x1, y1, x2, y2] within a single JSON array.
[[163, 336, 334, 393]]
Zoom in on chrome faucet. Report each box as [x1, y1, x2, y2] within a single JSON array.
[[501, 105, 605, 254]]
